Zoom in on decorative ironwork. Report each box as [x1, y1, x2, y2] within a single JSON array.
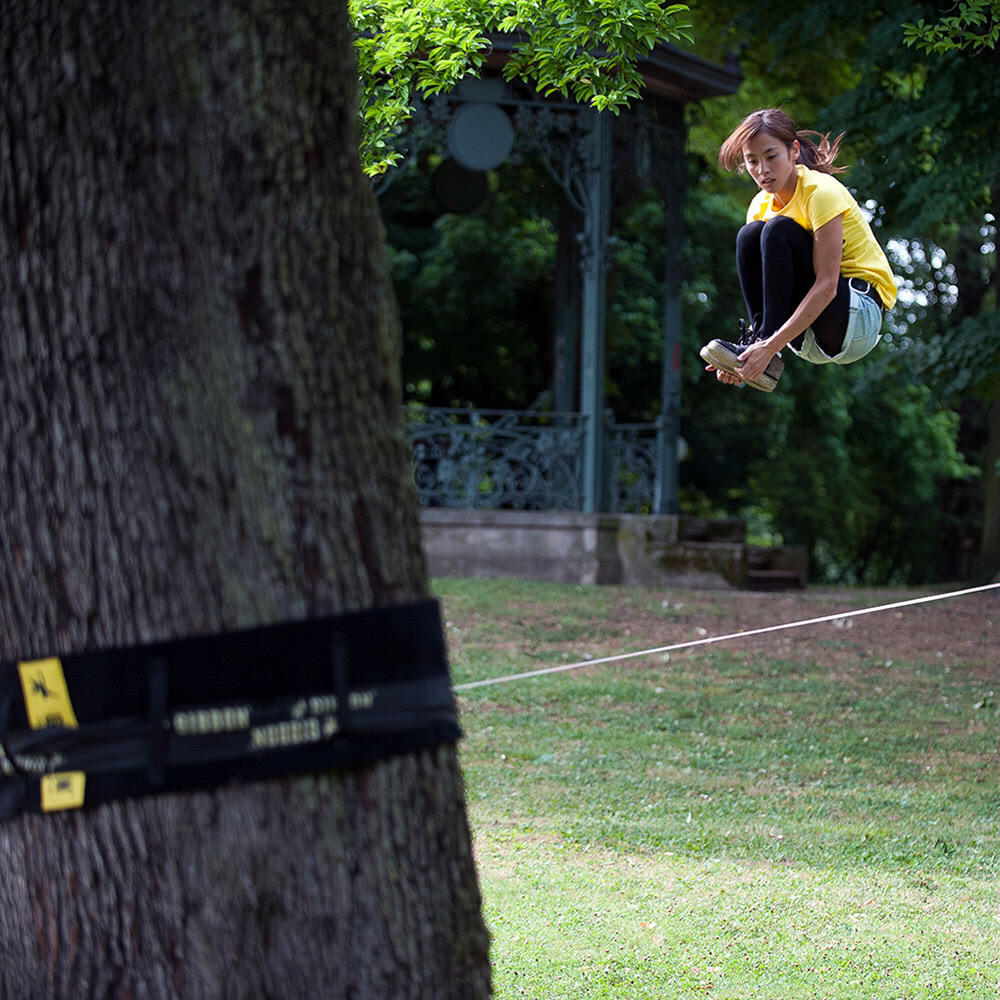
[[607, 420, 662, 514], [407, 407, 588, 510], [511, 104, 592, 213], [406, 407, 662, 513]]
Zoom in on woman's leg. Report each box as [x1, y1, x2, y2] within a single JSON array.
[[754, 216, 851, 356], [735, 221, 766, 330]]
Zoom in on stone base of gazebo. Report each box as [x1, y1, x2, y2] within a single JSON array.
[[419, 509, 807, 590]]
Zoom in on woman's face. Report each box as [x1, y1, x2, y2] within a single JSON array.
[[742, 130, 800, 204]]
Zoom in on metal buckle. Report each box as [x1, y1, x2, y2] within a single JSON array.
[[849, 277, 883, 310]]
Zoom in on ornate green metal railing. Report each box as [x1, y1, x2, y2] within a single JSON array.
[[406, 406, 661, 513], [607, 420, 661, 514]]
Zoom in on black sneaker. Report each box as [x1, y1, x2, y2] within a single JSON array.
[[699, 320, 784, 392]]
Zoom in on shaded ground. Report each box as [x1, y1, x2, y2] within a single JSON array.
[[625, 586, 999, 676], [447, 582, 999, 683]]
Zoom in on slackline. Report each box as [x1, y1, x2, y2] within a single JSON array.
[[453, 581, 1000, 693]]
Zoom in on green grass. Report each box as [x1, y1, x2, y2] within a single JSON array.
[[436, 578, 1000, 1000]]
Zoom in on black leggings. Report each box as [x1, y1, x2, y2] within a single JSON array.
[[736, 217, 850, 356]]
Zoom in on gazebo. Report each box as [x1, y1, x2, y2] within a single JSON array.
[[394, 40, 742, 516], [387, 42, 807, 590]]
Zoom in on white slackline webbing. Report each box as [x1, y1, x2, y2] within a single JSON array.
[[452, 581, 1000, 693]]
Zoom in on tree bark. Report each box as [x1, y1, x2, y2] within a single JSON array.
[[980, 399, 1000, 580], [0, 2, 490, 996], [972, 174, 1000, 580]]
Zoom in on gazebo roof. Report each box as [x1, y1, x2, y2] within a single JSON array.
[[483, 37, 742, 106], [636, 43, 742, 103]]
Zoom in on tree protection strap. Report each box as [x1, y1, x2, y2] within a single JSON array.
[[0, 599, 460, 821]]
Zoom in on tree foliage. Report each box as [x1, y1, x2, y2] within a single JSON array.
[[382, 155, 560, 408], [351, 0, 692, 173], [752, 373, 975, 583], [903, 0, 1000, 52]]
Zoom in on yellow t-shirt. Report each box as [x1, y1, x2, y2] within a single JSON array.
[[747, 165, 897, 310]]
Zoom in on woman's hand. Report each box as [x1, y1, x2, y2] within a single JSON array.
[[737, 338, 779, 382], [704, 363, 743, 387]]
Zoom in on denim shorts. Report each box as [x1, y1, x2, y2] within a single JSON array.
[[790, 281, 884, 366]]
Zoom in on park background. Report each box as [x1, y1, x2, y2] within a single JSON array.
[[377, 0, 999, 588]]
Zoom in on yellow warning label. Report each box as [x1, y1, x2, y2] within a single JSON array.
[[40, 772, 86, 812], [17, 658, 79, 729]]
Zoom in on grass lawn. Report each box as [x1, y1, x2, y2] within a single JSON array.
[[437, 578, 1000, 1000]]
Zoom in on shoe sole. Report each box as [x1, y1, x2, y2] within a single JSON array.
[[699, 340, 783, 393]]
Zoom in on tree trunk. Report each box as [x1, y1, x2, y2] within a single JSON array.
[[973, 174, 1000, 581], [980, 399, 1000, 580], [0, 2, 490, 997]]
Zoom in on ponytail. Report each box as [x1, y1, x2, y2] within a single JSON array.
[[795, 129, 847, 174]]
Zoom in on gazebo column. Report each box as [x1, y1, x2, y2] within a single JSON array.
[[553, 192, 580, 416], [579, 110, 613, 513], [654, 106, 686, 515]]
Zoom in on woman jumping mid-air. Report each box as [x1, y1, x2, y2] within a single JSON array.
[[700, 108, 898, 392]]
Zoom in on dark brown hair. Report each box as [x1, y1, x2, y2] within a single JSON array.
[[718, 108, 847, 175]]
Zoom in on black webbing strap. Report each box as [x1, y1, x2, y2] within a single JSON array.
[[0, 599, 459, 821]]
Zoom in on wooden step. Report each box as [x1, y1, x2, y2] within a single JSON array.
[[746, 568, 805, 591]]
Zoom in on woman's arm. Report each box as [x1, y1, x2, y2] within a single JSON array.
[[736, 213, 844, 382]]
